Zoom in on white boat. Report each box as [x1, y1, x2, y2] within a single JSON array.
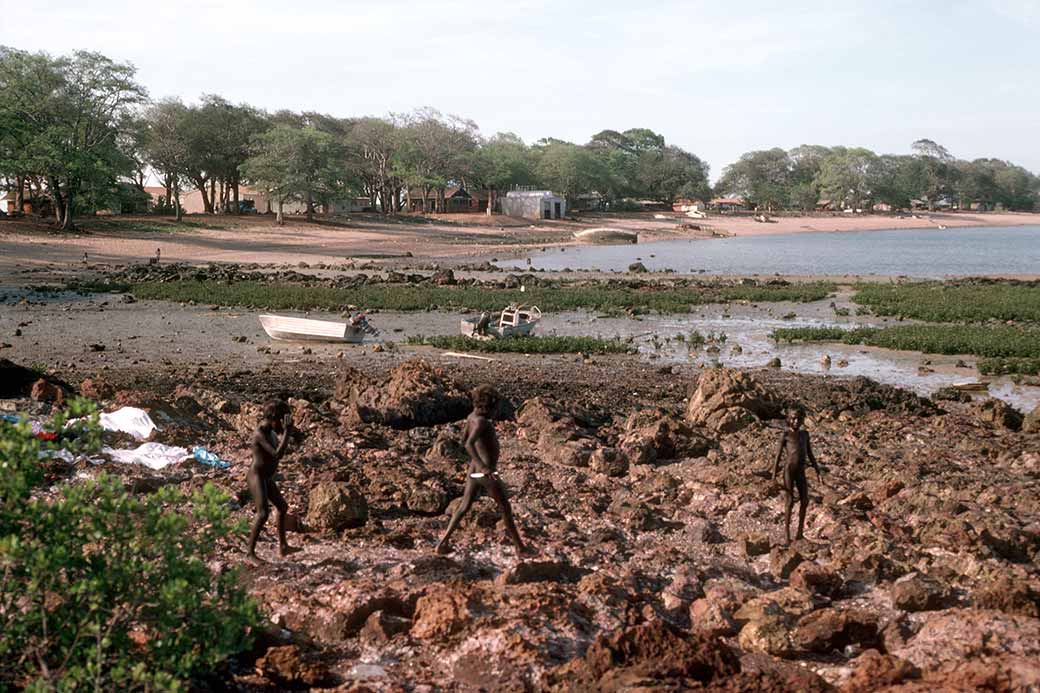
[[572, 227, 638, 244], [259, 314, 378, 343], [460, 304, 542, 340]]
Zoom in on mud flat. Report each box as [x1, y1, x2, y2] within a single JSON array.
[[3, 276, 1040, 689]]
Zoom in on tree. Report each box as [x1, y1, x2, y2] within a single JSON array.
[[813, 147, 878, 210], [470, 133, 536, 213], [532, 140, 612, 203], [0, 48, 146, 229], [717, 148, 793, 211], [634, 145, 710, 203], [910, 138, 956, 209], [397, 108, 479, 213], [141, 99, 193, 220], [241, 124, 348, 224], [344, 116, 403, 213]]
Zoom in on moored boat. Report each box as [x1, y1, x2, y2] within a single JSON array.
[[259, 313, 378, 343]]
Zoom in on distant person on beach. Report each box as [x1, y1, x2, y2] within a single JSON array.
[[436, 385, 529, 555], [246, 398, 296, 563], [772, 405, 822, 544]]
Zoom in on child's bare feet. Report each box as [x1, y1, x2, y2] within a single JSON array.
[[279, 545, 300, 557], [435, 542, 452, 555], [245, 553, 267, 566]]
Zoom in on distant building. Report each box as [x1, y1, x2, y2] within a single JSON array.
[[573, 192, 604, 211], [145, 186, 372, 215], [501, 190, 566, 220], [406, 186, 489, 213], [673, 198, 705, 213], [709, 196, 747, 212], [816, 199, 835, 211]]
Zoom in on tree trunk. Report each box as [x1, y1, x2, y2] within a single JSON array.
[[174, 192, 183, 222], [60, 195, 73, 231], [14, 176, 24, 216], [232, 181, 240, 214], [198, 180, 212, 214], [306, 191, 314, 221], [276, 199, 284, 225], [488, 187, 496, 216], [209, 179, 216, 214], [48, 177, 65, 226]]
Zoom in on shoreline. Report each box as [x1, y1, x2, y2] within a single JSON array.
[[0, 210, 1037, 274]]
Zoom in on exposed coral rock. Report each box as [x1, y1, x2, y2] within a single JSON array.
[[685, 368, 780, 433], [305, 481, 368, 531]]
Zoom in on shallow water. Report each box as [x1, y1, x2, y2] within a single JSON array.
[[497, 225, 1040, 276]]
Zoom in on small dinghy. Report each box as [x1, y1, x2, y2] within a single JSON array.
[[572, 227, 638, 244], [460, 304, 542, 340], [259, 313, 378, 343]]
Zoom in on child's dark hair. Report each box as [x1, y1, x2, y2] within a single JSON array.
[[471, 384, 498, 413], [787, 404, 806, 419], [262, 398, 290, 421]]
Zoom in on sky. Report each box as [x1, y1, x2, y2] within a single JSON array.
[[3, 0, 1038, 180]]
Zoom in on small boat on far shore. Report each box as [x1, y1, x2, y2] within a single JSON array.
[[573, 227, 638, 245], [259, 314, 378, 343]]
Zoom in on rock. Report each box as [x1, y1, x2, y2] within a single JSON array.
[[619, 408, 712, 465], [733, 587, 819, 627], [360, 609, 411, 645], [305, 481, 368, 531], [661, 566, 703, 616], [685, 368, 780, 433], [79, 377, 114, 400], [690, 597, 739, 637], [0, 359, 49, 398], [766, 357, 782, 368], [914, 656, 1040, 692], [495, 560, 585, 587], [1024, 404, 1040, 433], [424, 426, 466, 464], [255, 645, 330, 688], [769, 545, 804, 580], [790, 562, 842, 598], [891, 608, 1040, 671], [547, 620, 740, 691], [430, 268, 456, 285], [517, 397, 597, 467], [334, 359, 471, 429], [933, 386, 972, 403], [627, 262, 648, 273], [30, 378, 65, 405], [890, 572, 950, 612], [971, 397, 1023, 431], [589, 447, 629, 477], [411, 585, 472, 640], [972, 575, 1040, 618], [742, 532, 771, 557], [841, 649, 919, 692], [793, 607, 880, 654], [405, 482, 450, 515], [738, 611, 797, 658]]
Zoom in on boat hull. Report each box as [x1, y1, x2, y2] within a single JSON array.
[[259, 315, 368, 343]]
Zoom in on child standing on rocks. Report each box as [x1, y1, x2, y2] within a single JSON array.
[[436, 385, 529, 556], [247, 398, 296, 564], [773, 405, 822, 544]]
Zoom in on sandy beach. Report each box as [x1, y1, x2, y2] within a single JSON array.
[[2, 210, 1037, 273]]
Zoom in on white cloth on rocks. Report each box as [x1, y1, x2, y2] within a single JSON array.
[[99, 407, 157, 441], [102, 442, 189, 470]]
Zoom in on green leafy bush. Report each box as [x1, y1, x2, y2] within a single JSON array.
[[406, 334, 634, 354], [977, 357, 1040, 375], [125, 279, 834, 314], [771, 325, 1040, 358], [0, 400, 258, 690], [852, 281, 1040, 323]]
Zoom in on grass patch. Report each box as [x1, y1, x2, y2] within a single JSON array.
[[771, 325, 1040, 358], [406, 335, 634, 354], [977, 358, 1040, 376], [852, 281, 1040, 323], [126, 280, 835, 314]]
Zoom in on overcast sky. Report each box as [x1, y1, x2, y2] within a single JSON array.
[[4, 0, 1038, 179]]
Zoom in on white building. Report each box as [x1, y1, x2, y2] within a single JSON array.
[[502, 190, 566, 220]]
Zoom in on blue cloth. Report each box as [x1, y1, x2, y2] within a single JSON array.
[[192, 446, 231, 470]]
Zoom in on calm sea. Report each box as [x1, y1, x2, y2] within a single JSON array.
[[497, 225, 1040, 276]]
